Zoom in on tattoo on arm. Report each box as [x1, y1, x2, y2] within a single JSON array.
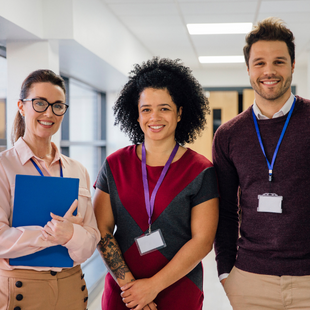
[[97, 233, 130, 280]]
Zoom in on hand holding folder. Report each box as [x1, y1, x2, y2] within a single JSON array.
[[41, 199, 80, 245], [10, 174, 80, 268]]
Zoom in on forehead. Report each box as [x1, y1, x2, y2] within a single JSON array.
[[138, 87, 172, 103], [28, 82, 65, 100], [249, 40, 290, 62]]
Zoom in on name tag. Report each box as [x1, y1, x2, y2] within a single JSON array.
[[135, 229, 166, 255], [257, 193, 283, 213]]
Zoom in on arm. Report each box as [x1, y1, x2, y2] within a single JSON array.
[[93, 188, 135, 286], [121, 197, 219, 310], [212, 128, 240, 279], [0, 161, 54, 259], [93, 188, 157, 310], [43, 169, 101, 263]]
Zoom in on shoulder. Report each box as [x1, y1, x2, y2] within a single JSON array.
[[106, 145, 136, 164], [184, 148, 214, 170], [295, 96, 310, 109], [0, 145, 18, 166], [216, 106, 253, 136], [60, 154, 89, 181], [0, 145, 16, 159]]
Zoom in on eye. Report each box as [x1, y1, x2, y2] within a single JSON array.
[[141, 108, 150, 113], [53, 103, 65, 110], [34, 100, 47, 107]]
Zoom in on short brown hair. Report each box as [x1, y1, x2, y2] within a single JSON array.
[[243, 17, 295, 67]]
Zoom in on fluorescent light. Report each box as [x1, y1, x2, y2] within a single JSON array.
[[199, 56, 245, 64], [187, 23, 252, 35]]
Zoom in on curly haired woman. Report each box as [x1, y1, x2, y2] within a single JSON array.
[[93, 57, 219, 310]]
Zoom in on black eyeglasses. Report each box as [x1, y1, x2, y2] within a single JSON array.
[[22, 98, 69, 116]]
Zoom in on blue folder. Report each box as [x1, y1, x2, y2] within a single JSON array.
[[9, 174, 79, 268]]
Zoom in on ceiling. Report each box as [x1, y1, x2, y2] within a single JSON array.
[[102, 0, 310, 70]]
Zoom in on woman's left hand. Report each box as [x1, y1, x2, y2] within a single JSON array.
[[42, 213, 74, 245], [62, 199, 84, 226], [120, 279, 158, 309]]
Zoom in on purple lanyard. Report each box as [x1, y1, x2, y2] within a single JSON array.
[[142, 142, 179, 232]]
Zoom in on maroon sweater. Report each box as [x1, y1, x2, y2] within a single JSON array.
[[213, 96, 310, 277]]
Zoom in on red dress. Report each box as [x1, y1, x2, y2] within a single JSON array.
[[95, 145, 218, 310]]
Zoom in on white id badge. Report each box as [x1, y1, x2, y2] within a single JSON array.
[[257, 193, 283, 213], [135, 229, 166, 256]]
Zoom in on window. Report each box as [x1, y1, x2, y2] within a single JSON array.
[[60, 77, 106, 192], [60, 76, 107, 300], [0, 51, 7, 151]]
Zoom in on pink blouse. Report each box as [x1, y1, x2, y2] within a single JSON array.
[[0, 138, 100, 271]]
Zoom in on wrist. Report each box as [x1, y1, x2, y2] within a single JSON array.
[[149, 275, 164, 295], [117, 275, 135, 288]]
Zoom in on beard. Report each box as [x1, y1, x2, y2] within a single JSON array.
[[250, 74, 292, 101]]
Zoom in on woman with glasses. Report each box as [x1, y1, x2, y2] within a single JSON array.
[[93, 57, 219, 310], [0, 69, 100, 310]]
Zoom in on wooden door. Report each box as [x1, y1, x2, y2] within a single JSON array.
[[243, 89, 255, 111], [0, 99, 5, 139], [187, 91, 239, 161]]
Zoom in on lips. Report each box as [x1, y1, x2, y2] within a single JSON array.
[[149, 125, 164, 129], [260, 80, 279, 86], [38, 120, 53, 126]]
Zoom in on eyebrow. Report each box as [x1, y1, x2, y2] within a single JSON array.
[[35, 96, 64, 103], [252, 56, 288, 62], [140, 103, 172, 108]]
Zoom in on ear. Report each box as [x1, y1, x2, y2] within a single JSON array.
[[291, 60, 295, 74], [177, 107, 183, 122], [17, 100, 25, 117], [246, 65, 250, 76]]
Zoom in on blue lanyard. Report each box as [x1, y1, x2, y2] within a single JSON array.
[[252, 97, 296, 182], [30, 158, 63, 177], [142, 142, 179, 231]]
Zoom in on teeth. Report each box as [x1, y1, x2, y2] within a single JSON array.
[[39, 121, 53, 126], [263, 81, 278, 85], [150, 126, 163, 129]]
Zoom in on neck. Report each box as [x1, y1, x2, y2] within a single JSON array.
[[23, 134, 54, 160], [255, 91, 291, 119], [144, 137, 176, 156], [141, 137, 177, 166]]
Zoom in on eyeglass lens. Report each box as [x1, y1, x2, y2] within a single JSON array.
[[33, 99, 67, 115]]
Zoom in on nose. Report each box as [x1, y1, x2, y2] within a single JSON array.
[[263, 63, 276, 76], [43, 105, 54, 117], [150, 109, 161, 120]]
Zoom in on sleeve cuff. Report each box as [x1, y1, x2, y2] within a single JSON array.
[[63, 223, 84, 251], [219, 273, 229, 282]]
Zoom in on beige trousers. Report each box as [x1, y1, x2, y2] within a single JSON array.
[[224, 267, 310, 310], [0, 265, 88, 310]]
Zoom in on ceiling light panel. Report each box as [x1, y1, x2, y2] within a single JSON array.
[[188, 23, 252, 35], [199, 56, 245, 64]]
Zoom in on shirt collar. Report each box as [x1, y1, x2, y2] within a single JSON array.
[[14, 137, 65, 168], [253, 93, 295, 120]]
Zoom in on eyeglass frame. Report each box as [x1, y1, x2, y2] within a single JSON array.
[[21, 98, 69, 116]]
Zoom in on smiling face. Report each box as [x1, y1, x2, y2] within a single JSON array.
[[18, 82, 66, 142], [247, 40, 295, 105], [137, 88, 182, 144]]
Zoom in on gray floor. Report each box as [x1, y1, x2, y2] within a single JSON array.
[[88, 249, 232, 310]]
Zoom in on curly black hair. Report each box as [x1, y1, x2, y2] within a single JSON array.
[[113, 57, 209, 145]]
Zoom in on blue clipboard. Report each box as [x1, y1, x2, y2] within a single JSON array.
[[9, 174, 79, 268]]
